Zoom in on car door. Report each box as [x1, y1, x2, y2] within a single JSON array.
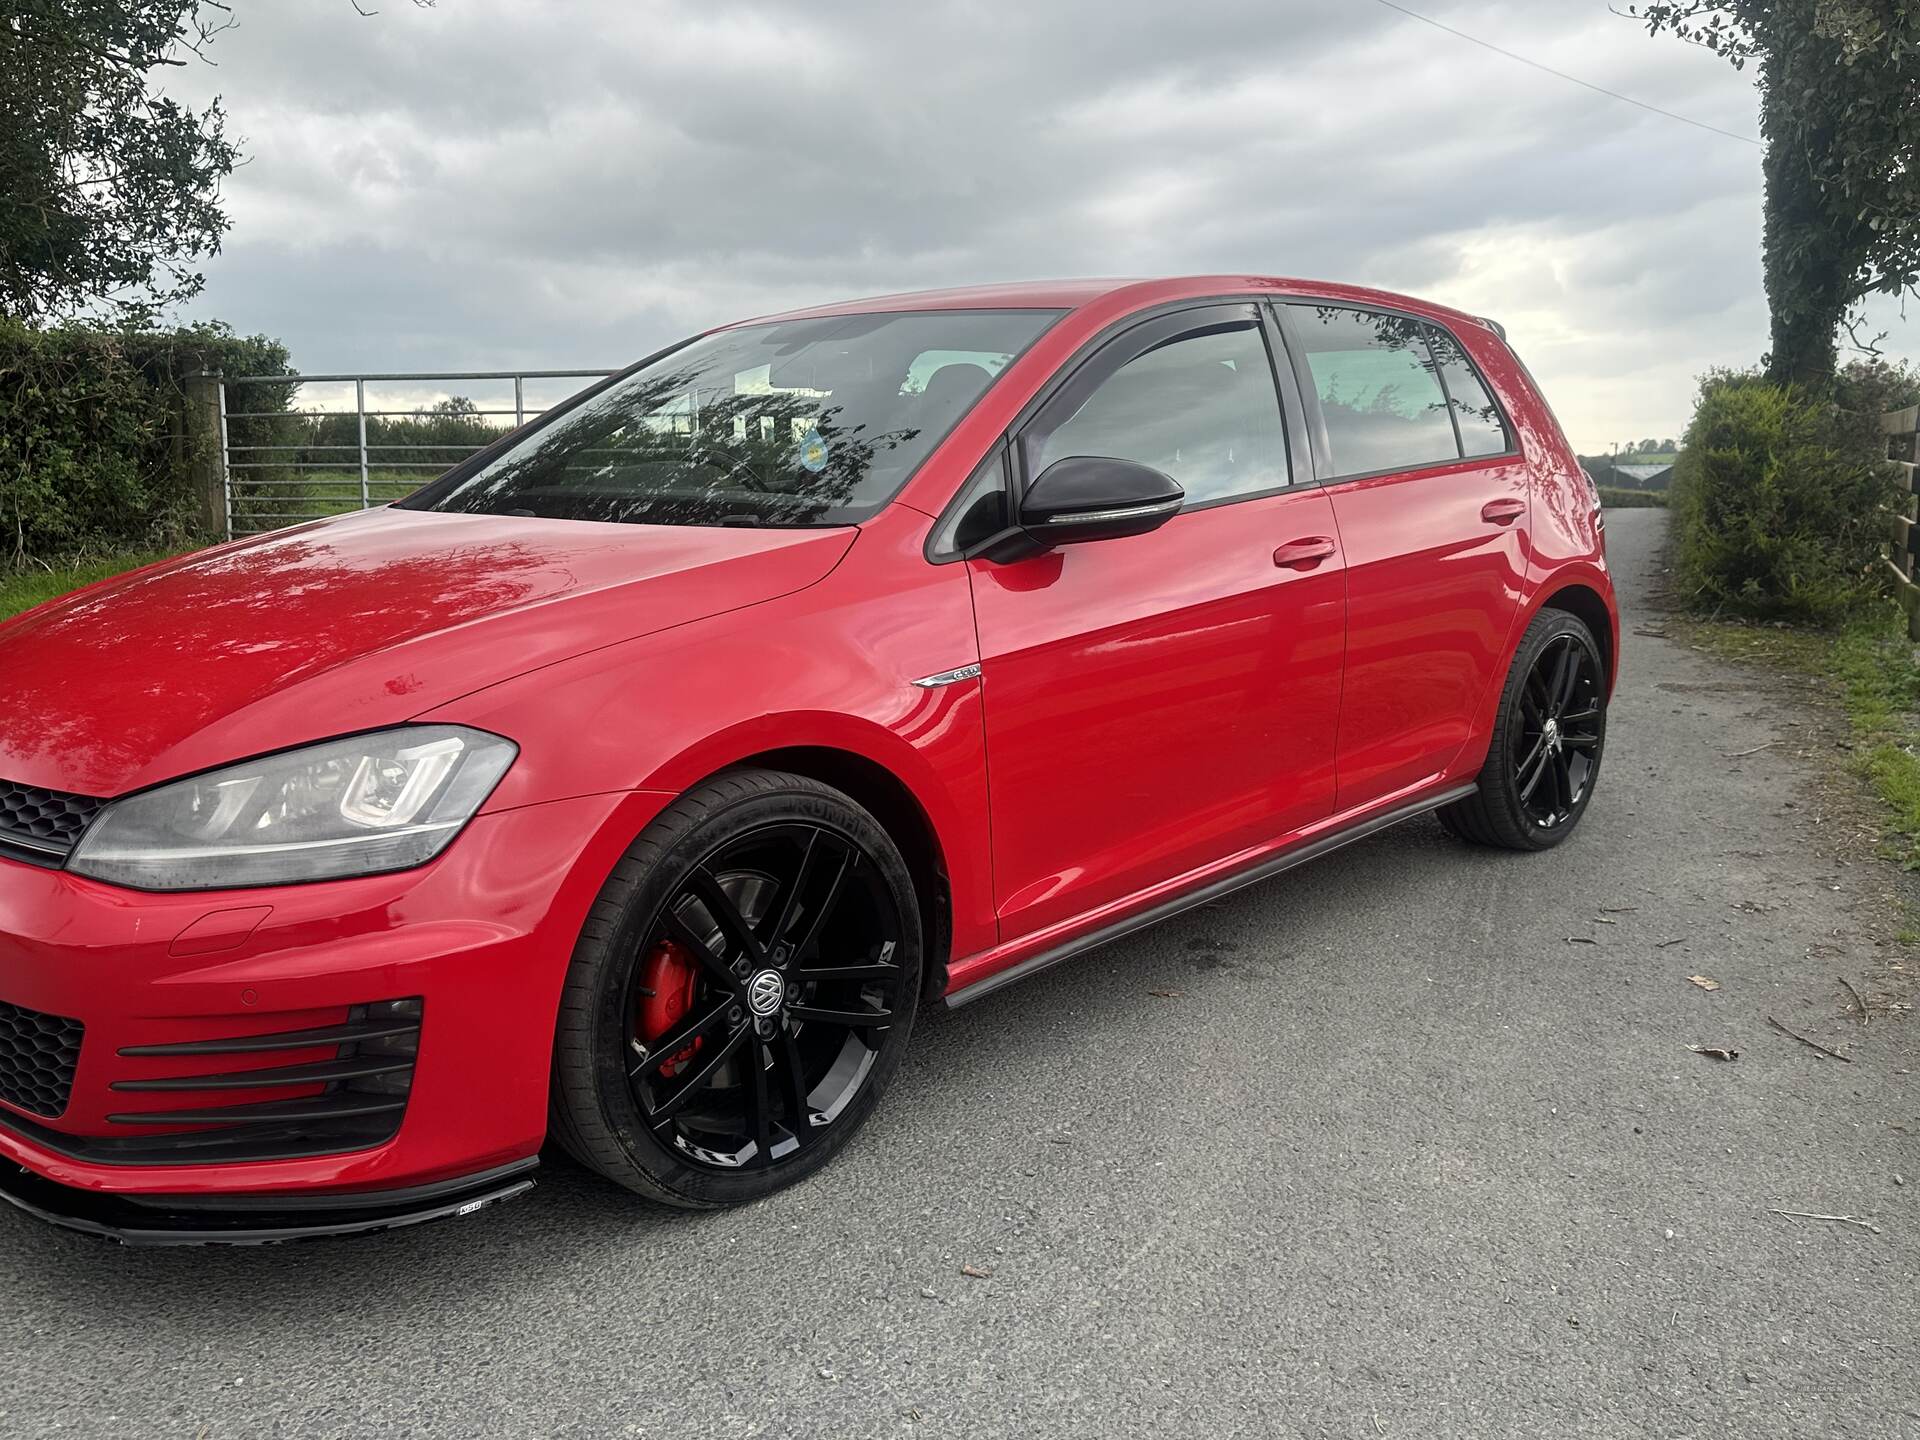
[[1275, 302, 1530, 813], [964, 303, 1348, 939]]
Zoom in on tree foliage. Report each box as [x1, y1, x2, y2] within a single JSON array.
[[0, 1, 241, 324], [1630, 2, 1920, 385]]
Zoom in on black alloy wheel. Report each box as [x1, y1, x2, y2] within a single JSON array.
[[1439, 607, 1608, 851], [624, 822, 904, 1170], [550, 770, 922, 1208], [1512, 632, 1603, 830]]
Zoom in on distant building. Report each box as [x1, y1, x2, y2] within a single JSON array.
[[1580, 458, 1674, 491], [1611, 462, 1673, 490]]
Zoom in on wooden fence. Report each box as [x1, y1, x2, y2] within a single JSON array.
[[1885, 403, 1920, 640]]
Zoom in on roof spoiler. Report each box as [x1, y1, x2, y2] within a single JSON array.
[[1482, 320, 1575, 450]]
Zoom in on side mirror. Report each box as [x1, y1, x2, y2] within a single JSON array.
[[1016, 456, 1184, 547]]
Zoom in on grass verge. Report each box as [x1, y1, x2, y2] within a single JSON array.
[[0, 551, 180, 623], [3, 480, 422, 621], [1674, 606, 1920, 867]]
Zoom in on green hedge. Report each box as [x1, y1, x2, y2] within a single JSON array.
[[0, 320, 292, 567], [1669, 364, 1912, 625], [1599, 486, 1669, 509]]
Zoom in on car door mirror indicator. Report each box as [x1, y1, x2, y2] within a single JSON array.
[[970, 456, 1184, 562]]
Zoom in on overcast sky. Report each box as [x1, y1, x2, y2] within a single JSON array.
[[166, 0, 1915, 452]]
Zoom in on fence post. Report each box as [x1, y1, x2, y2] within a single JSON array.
[[356, 378, 371, 511], [182, 371, 228, 540], [217, 379, 233, 542], [514, 375, 525, 429], [1881, 405, 1920, 642]]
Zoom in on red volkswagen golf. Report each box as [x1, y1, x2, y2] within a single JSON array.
[[0, 277, 1616, 1242]]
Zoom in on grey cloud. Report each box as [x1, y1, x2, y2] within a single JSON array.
[[167, 0, 1912, 446]]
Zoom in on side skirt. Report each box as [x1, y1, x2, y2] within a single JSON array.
[[945, 782, 1477, 1009]]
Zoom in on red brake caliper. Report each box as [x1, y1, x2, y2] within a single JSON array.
[[637, 938, 703, 1079]]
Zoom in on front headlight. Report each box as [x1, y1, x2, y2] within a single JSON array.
[[68, 725, 518, 891]]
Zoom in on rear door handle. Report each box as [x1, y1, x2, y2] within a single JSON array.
[[1273, 536, 1338, 570], [1481, 498, 1526, 526]]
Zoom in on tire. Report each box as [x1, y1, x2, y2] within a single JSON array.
[[549, 768, 923, 1208], [1438, 607, 1608, 851]]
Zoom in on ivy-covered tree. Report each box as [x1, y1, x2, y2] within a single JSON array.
[[0, 1, 240, 324], [1631, 2, 1920, 387]]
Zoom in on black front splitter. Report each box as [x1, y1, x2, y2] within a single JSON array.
[[0, 1155, 537, 1246]]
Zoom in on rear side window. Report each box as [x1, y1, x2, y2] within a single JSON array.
[[1290, 306, 1456, 477], [1286, 305, 1510, 477], [1425, 326, 1512, 458]]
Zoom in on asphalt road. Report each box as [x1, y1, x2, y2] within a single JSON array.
[[2, 508, 1916, 1439]]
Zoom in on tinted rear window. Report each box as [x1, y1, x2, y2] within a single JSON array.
[[1425, 326, 1512, 458], [1289, 305, 1515, 476], [1291, 306, 1458, 477]]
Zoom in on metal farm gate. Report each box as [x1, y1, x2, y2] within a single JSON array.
[[213, 369, 616, 539]]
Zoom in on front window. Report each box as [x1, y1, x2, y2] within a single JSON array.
[[1026, 320, 1290, 506], [404, 309, 1061, 527]]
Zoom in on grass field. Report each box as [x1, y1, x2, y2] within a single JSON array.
[[229, 468, 429, 530]]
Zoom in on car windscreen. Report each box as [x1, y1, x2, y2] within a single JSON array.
[[401, 309, 1063, 528]]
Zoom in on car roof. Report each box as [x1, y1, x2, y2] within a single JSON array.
[[732, 275, 1490, 332]]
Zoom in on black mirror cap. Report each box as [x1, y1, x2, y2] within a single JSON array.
[[1015, 456, 1184, 548]]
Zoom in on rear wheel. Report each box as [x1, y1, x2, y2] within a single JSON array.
[[550, 769, 921, 1207], [1439, 608, 1607, 851]]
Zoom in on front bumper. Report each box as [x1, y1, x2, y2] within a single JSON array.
[[0, 788, 670, 1234]]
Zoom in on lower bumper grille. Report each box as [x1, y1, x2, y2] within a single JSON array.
[[0, 1001, 84, 1118], [0, 999, 422, 1166]]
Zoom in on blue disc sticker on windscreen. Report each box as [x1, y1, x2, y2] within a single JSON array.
[[797, 427, 830, 473]]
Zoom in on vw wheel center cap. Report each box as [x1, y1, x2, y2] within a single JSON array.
[[747, 969, 786, 1016]]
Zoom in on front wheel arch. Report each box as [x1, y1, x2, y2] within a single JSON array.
[[719, 746, 952, 1003]]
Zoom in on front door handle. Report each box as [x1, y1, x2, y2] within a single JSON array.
[[1273, 536, 1338, 570], [1481, 498, 1526, 526]]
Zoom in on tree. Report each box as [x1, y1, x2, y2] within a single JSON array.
[[0, 1, 431, 325], [0, 2, 240, 324], [1631, 3, 1920, 387]]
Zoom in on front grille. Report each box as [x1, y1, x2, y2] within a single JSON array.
[[0, 778, 104, 863], [0, 1001, 85, 1118]]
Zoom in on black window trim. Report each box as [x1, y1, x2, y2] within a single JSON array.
[[1269, 299, 1524, 486], [924, 440, 1013, 563], [924, 295, 1325, 563]]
